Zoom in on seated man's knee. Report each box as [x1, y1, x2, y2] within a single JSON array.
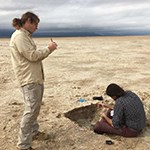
[[93, 122, 103, 134]]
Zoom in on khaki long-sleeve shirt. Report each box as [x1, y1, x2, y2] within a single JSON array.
[[10, 28, 51, 86]]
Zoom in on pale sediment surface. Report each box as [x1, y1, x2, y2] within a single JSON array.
[[0, 36, 150, 150]]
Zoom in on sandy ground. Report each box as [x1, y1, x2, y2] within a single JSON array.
[[0, 36, 150, 150]]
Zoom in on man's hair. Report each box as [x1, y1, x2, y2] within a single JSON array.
[[21, 11, 40, 25], [106, 83, 125, 98], [12, 18, 22, 27]]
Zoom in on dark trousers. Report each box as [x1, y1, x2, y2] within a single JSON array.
[[93, 110, 140, 137]]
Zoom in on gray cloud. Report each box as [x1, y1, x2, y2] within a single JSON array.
[[0, 0, 150, 34]]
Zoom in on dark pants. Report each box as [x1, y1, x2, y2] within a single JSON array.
[[93, 110, 140, 137]]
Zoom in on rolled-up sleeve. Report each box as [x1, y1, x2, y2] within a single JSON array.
[[14, 34, 51, 62]]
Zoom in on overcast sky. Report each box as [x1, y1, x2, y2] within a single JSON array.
[[1, 0, 150, 33]]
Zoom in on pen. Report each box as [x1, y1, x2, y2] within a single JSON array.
[[50, 38, 53, 42]]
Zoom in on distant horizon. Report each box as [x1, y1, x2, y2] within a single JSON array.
[[1, 28, 150, 38]]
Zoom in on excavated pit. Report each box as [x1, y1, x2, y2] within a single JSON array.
[[64, 104, 101, 130]]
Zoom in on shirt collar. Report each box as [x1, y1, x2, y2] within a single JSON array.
[[20, 28, 32, 37]]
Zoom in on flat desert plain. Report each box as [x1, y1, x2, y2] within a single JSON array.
[[0, 36, 150, 150]]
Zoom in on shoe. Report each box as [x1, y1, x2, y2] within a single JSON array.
[[17, 147, 34, 150], [32, 131, 49, 141]]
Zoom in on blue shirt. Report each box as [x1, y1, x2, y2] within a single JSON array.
[[112, 91, 146, 131]]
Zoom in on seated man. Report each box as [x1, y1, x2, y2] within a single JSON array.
[[93, 83, 146, 137]]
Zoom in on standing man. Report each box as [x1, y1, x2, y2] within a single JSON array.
[[10, 12, 57, 150]]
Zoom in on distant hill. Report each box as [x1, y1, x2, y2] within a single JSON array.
[[34, 31, 100, 37], [0, 29, 100, 38], [0, 29, 14, 38], [1, 28, 150, 38]]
